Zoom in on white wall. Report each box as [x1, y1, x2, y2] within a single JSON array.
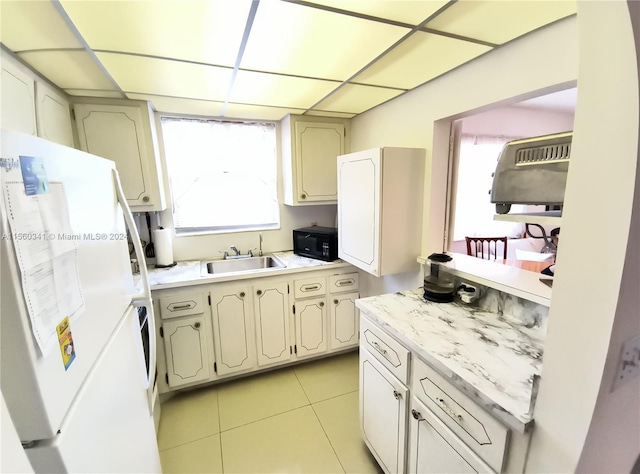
[[461, 105, 575, 137], [351, 16, 578, 295], [528, 2, 640, 471]]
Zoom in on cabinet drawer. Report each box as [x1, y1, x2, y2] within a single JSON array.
[[158, 294, 204, 320], [412, 357, 508, 473], [329, 272, 359, 293], [360, 316, 410, 384], [294, 276, 327, 299]]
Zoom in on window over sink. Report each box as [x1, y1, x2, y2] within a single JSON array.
[[160, 117, 279, 234]]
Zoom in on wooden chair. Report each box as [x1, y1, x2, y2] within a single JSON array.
[[465, 236, 508, 260]]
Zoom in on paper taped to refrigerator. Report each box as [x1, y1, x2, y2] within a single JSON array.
[[3, 182, 85, 353]]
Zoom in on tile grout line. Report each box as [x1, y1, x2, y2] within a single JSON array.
[[309, 402, 347, 474], [216, 390, 226, 474], [159, 432, 221, 453], [292, 368, 313, 405], [219, 402, 311, 433]]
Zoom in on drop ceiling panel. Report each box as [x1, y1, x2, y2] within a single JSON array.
[[0, 0, 82, 51], [126, 94, 225, 117], [304, 0, 449, 26], [425, 1, 577, 45], [96, 53, 232, 102], [355, 31, 491, 89], [230, 70, 339, 109], [241, 1, 410, 81], [224, 103, 302, 121], [60, 0, 251, 67], [313, 84, 404, 114], [18, 51, 116, 90]]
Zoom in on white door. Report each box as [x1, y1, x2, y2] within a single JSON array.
[[74, 103, 153, 207], [163, 315, 209, 388], [1, 55, 37, 136], [360, 348, 408, 474], [35, 81, 74, 147], [408, 397, 493, 474], [210, 285, 256, 376], [25, 307, 161, 473], [329, 291, 359, 350], [253, 282, 292, 367], [338, 149, 381, 275], [294, 121, 344, 203], [294, 297, 327, 357]]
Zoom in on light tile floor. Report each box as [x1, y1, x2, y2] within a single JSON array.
[[157, 350, 382, 474]]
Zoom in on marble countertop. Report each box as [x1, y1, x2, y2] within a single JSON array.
[[144, 251, 352, 290], [356, 289, 545, 432]]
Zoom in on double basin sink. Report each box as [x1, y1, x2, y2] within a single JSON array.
[[201, 256, 285, 276]]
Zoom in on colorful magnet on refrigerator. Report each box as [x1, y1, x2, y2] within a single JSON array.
[[56, 316, 76, 371]]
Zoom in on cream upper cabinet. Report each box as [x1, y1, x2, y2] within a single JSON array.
[[1, 52, 37, 136], [281, 114, 350, 206], [35, 81, 74, 147], [337, 147, 425, 277], [73, 100, 166, 211]]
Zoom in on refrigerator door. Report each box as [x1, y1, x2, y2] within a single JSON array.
[[1, 129, 137, 440], [26, 306, 161, 473]]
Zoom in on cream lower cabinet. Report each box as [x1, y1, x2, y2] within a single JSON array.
[[408, 397, 493, 474], [360, 348, 408, 474], [253, 281, 292, 367], [294, 297, 328, 358], [209, 284, 256, 376], [162, 315, 209, 388], [329, 291, 359, 350]]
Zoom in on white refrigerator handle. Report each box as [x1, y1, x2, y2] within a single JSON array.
[[112, 169, 157, 416]]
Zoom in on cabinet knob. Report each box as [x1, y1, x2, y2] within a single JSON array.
[[239, 292, 245, 298], [319, 301, 325, 307], [411, 409, 421, 420], [333, 299, 339, 304], [193, 322, 201, 329], [300, 193, 307, 199], [142, 195, 150, 203], [393, 390, 402, 400], [257, 290, 263, 296]]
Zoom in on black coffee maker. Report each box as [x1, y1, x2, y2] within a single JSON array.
[[423, 253, 455, 303]]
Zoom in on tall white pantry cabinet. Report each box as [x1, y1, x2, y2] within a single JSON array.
[[337, 147, 425, 277]]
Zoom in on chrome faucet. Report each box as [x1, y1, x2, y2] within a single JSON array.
[[259, 233, 263, 257], [230, 245, 241, 256]]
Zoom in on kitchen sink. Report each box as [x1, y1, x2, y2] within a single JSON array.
[[202, 256, 285, 275]]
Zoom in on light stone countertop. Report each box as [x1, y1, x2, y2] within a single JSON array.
[[356, 289, 546, 432], [144, 251, 353, 290]]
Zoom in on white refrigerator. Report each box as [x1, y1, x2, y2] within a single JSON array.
[[0, 129, 161, 473]]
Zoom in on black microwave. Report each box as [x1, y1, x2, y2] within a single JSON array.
[[293, 226, 338, 262]]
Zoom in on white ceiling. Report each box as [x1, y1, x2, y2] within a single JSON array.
[[0, 0, 576, 121]]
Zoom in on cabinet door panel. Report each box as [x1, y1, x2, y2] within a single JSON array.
[[409, 398, 493, 474], [210, 287, 255, 376], [35, 81, 73, 147], [295, 297, 327, 357], [1, 57, 37, 136], [338, 150, 381, 275], [254, 282, 292, 366], [74, 104, 152, 206], [329, 292, 359, 350], [295, 122, 344, 202], [163, 316, 209, 388], [360, 349, 407, 474]]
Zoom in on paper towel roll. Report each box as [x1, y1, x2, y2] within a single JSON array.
[[153, 228, 174, 267]]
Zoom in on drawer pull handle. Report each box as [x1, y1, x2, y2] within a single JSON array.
[[171, 304, 193, 310], [337, 279, 354, 286], [193, 322, 201, 329], [393, 390, 402, 400], [372, 341, 388, 356], [302, 285, 320, 291], [437, 398, 463, 422], [411, 409, 422, 420]]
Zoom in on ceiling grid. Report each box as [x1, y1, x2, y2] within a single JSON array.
[[0, 0, 577, 121]]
